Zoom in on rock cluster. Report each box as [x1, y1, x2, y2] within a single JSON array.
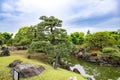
[[8, 60, 45, 78], [77, 52, 120, 66]]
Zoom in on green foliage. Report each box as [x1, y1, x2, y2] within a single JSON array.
[[0, 32, 13, 46], [39, 16, 62, 28], [2, 32, 13, 43], [102, 47, 120, 57], [14, 26, 34, 46], [29, 40, 76, 58], [35, 25, 47, 41], [11, 15, 120, 64], [110, 31, 120, 46], [0, 33, 5, 46], [6, 38, 13, 46], [53, 28, 69, 44], [27, 16, 75, 60], [19, 38, 30, 46], [102, 47, 118, 53], [96, 51, 103, 55], [39, 16, 62, 44], [70, 32, 84, 45], [28, 41, 54, 54], [82, 34, 93, 48], [117, 39, 120, 47], [55, 41, 76, 57], [85, 32, 116, 49]]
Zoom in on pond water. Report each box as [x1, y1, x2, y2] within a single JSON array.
[[69, 57, 120, 80]]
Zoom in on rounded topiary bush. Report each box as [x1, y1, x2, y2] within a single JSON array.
[[28, 41, 54, 54], [102, 47, 118, 53], [102, 47, 120, 57]]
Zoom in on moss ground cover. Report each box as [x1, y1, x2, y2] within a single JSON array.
[[0, 50, 86, 80]]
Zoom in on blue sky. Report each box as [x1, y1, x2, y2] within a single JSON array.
[[0, 0, 120, 34]]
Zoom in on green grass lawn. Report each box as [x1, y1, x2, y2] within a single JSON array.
[[0, 51, 86, 80]]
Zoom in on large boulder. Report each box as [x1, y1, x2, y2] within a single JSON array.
[[83, 53, 92, 61], [10, 63, 45, 78], [64, 64, 71, 71], [87, 77, 92, 80], [89, 56, 97, 63]]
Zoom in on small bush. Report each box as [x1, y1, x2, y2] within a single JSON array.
[[102, 47, 118, 53], [28, 41, 54, 54], [102, 47, 120, 57]]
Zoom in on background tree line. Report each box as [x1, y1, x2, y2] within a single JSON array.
[[1, 16, 120, 59], [0, 32, 13, 46]]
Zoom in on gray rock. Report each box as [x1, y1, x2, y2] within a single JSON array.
[[73, 68, 81, 74], [83, 53, 92, 61], [87, 77, 92, 80], [77, 52, 83, 58], [10, 63, 45, 78], [0, 47, 10, 56], [8, 59, 22, 68]]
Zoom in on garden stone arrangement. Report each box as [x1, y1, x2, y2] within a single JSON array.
[[77, 52, 120, 67], [8, 60, 45, 78], [0, 47, 10, 56]]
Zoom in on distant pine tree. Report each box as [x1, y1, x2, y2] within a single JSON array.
[[87, 30, 90, 34]]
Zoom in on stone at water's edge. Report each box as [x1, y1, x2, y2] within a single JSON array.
[[73, 68, 81, 74], [64, 64, 71, 71], [77, 52, 120, 66], [87, 77, 93, 80], [10, 63, 45, 78]]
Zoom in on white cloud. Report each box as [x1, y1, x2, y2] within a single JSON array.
[[68, 0, 117, 20], [1, 3, 14, 12], [0, 0, 119, 34], [15, 0, 117, 20], [65, 17, 120, 34], [13, 0, 118, 24], [93, 17, 120, 29], [15, 0, 74, 18]]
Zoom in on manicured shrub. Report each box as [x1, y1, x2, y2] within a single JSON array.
[[96, 51, 103, 55], [102, 47, 120, 57], [28, 41, 54, 54], [54, 41, 76, 57], [102, 47, 118, 53]]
